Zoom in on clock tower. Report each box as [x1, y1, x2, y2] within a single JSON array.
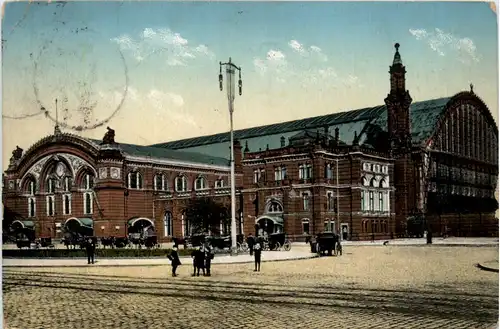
[[384, 43, 413, 155]]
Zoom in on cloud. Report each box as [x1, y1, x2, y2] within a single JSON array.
[[111, 28, 215, 66], [253, 49, 287, 77], [288, 40, 328, 62], [409, 28, 480, 64]]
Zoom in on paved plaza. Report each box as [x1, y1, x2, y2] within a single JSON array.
[[3, 246, 499, 329]]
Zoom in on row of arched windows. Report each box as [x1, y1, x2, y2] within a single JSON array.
[[361, 176, 388, 188], [362, 220, 389, 234], [128, 172, 226, 192], [24, 173, 94, 195]]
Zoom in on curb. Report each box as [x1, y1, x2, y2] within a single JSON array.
[[476, 263, 500, 273], [2, 254, 319, 268], [343, 244, 499, 248]]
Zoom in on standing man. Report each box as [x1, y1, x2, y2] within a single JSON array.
[[86, 237, 95, 265], [168, 246, 182, 277], [253, 239, 262, 272], [246, 233, 255, 256], [204, 243, 214, 276]]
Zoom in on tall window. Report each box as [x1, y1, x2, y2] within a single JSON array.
[[176, 175, 188, 192], [274, 166, 286, 181], [302, 193, 310, 211], [325, 164, 333, 179], [324, 220, 335, 232], [254, 169, 265, 183], [127, 172, 142, 189], [369, 191, 374, 211], [84, 192, 93, 215], [267, 201, 283, 213], [47, 178, 56, 193], [46, 195, 55, 216], [195, 176, 206, 190], [327, 192, 334, 211], [64, 177, 72, 192], [154, 174, 165, 191], [302, 219, 310, 235], [27, 179, 36, 195], [62, 194, 71, 215], [28, 198, 36, 217], [378, 192, 384, 211], [361, 191, 365, 211], [164, 212, 173, 237]]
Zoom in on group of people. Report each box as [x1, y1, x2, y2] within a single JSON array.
[[190, 244, 214, 276]]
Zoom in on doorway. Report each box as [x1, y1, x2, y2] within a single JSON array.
[[340, 223, 349, 241]]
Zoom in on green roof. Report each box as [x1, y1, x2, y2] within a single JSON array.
[[150, 97, 451, 151], [88, 139, 230, 166], [66, 218, 94, 228]]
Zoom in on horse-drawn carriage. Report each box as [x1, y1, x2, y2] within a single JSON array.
[[310, 232, 341, 256], [260, 233, 291, 251]]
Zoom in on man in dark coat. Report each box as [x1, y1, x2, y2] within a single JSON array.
[[204, 244, 214, 276], [192, 247, 206, 276], [253, 240, 262, 272], [246, 234, 255, 256], [168, 247, 182, 277], [86, 237, 95, 264]]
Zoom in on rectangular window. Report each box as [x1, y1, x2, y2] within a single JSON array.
[[62, 194, 72, 215], [325, 164, 333, 179], [306, 165, 313, 179], [361, 191, 365, 211], [46, 196, 55, 216], [378, 192, 383, 212], [299, 165, 305, 179], [254, 169, 265, 183], [369, 191, 374, 211], [84, 192, 93, 215], [47, 179, 55, 194], [164, 213, 172, 237], [28, 197, 36, 217], [274, 167, 281, 181], [64, 177, 72, 192], [302, 193, 310, 211], [327, 192, 334, 211], [29, 181, 36, 195], [302, 221, 310, 235], [155, 175, 164, 191]]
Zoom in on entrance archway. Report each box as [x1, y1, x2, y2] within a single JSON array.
[[127, 217, 155, 236], [64, 217, 94, 238]]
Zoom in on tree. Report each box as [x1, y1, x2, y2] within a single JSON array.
[[185, 198, 229, 235]]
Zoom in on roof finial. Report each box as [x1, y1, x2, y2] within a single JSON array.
[[470, 83, 474, 94], [392, 42, 402, 65]]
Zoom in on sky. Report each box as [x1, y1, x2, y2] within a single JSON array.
[[2, 1, 498, 170]]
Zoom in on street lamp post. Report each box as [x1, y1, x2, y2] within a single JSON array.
[[219, 57, 242, 255]]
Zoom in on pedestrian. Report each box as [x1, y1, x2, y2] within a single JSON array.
[[246, 233, 255, 256], [253, 240, 262, 272], [336, 235, 342, 256], [86, 237, 95, 264], [196, 246, 206, 276], [168, 246, 182, 277], [204, 244, 214, 276], [191, 248, 198, 276]]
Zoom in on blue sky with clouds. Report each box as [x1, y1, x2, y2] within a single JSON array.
[[2, 1, 497, 168]]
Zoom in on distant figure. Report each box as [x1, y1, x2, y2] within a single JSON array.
[[253, 241, 262, 272], [204, 244, 214, 276], [86, 238, 95, 264], [336, 235, 342, 256], [168, 247, 182, 277], [192, 247, 205, 276], [246, 234, 255, 256]]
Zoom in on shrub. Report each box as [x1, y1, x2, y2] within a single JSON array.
[[2, 247, 196, 258]]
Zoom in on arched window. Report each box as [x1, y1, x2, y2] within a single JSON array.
[[154, 174, 165, 191], [127, 171, 142, 189], [215, 179, 225, 188], [302, 218, 310, 235], [26, 178, 36, 195], [266, 200, 283, 213], [164, 211, 173, 237], [379, 179, 385, 188], [325, 163, 333, 179], [46, 195, 55, 216], [194, 176, 206, 190], [181, 210, 190, 237], [361, 176, 368, 186], [370, 178, 376, 187], [175, 175, 188, 192], [362, 220, 368, 233], [84, 173, 94, 190], [28, 198, 36, 218], [84, 192, 93, 215]]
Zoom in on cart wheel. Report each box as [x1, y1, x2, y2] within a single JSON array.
[[240, 242, 249, 252], [283, 241, 291, 251]]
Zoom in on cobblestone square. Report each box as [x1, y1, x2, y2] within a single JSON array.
[[3, 246, 499, 329]]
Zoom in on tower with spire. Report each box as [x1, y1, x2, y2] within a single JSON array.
[[384, 43, 413, 154]]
